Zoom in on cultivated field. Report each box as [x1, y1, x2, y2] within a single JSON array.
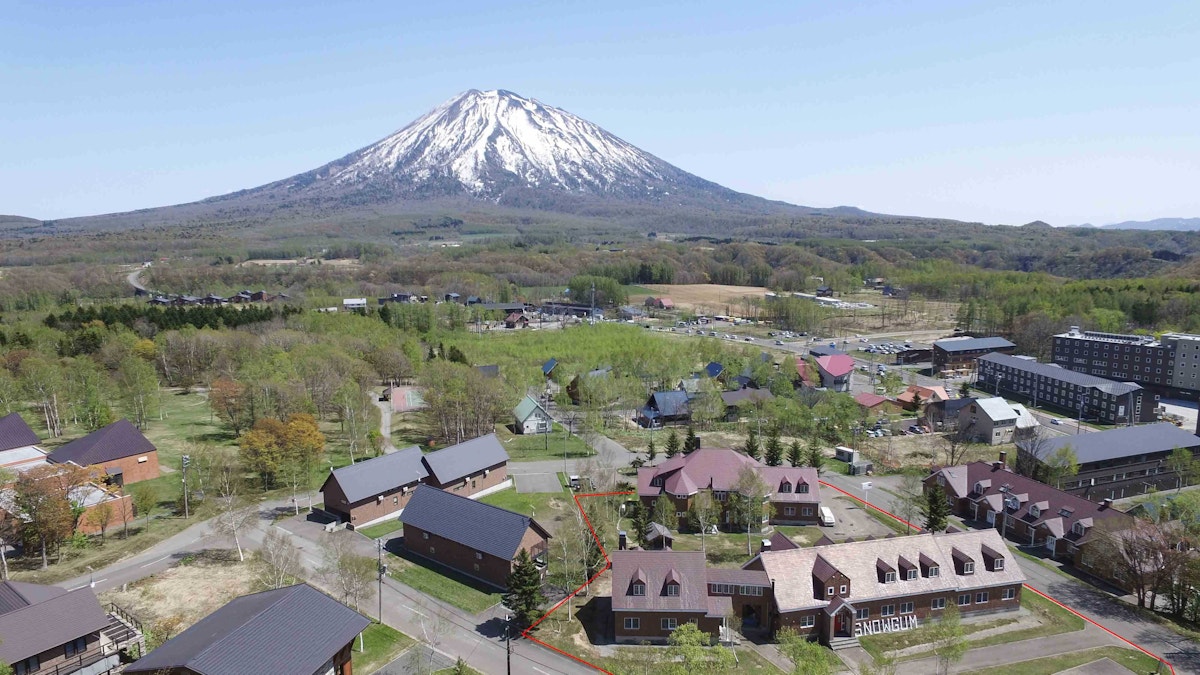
[[633, 284, 768, 312]]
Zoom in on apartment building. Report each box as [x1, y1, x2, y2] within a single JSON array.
[[1051, 327, 1200, 397], [976, 353, 1157, 425]]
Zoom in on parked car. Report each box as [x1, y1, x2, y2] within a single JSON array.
[[1051, 418, 1061, 425], [775, 340, 784, 345]]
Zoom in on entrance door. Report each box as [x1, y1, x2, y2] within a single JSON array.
[[1045, 535, 1056, 554], [985, 511, 995, 526], [834, 611, 845, 635]]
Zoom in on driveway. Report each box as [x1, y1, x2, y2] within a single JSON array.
[[514, 472, 564, 493], [826, 495, 904, 539]]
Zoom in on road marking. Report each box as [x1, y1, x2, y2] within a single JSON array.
[[140, 555, 170, 568], [402, 604, 427, 618], [532, 668, 552, 675]]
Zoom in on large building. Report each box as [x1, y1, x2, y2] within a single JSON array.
[[1051, 327, 1200, 397], [637, 448, 821, 527], [1017, 423, 1200, 499], [47, 419, 160, 486], [977, 353, 1157, 424], [746, 529, 1024, 648], [932, 337, 1016, 373]]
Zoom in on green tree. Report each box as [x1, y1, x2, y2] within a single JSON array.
[[687, 491, 719, 556], [806, 439, 825, 472], [730, 466, 773, 554], [930, 602, 967, 675], [1168, 446, 1196, 491], [646, 436, 658, 465], [665, 429, 681, 458], [504, 549, 546, 631], [958, 380, 972, 400], [1044, 444, 1080, 489], [652, 494, 678, 531], [924, 484, 951, 533], [777, 626, 833, 675], [666, 622, 734, 673], [131, 483, 158, 529], [743, 426, 760, 461], [764, 425, 783, 466], [787, 439, 803, 467], [631, 501, 652, 549], [895, 469, 926, 533], [684, 426, 700, 454], [116, 355, 159, 429]]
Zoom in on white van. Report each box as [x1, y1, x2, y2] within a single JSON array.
[[819, 506, 835, 527]]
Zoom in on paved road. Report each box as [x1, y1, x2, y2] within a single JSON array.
[[126, 267, 147, 292], [819, 472, 1199, 674]]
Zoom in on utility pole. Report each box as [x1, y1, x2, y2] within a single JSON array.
[[590, 281, 596, 325], [506, 612, 513, 675], [181, 454, 190, 519], [376, 539, 387, 623]]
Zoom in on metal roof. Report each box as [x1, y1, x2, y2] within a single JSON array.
[[542, 358, 558, 375], [979, 353, 1142, 395], [1033, 423, 1200, 465], [974, 397, 1020, 422], [648, 391, 691, 418], [513, 395, 551, 424], [934, 337, 1016, 353], [401, 484, 549, 560], [704, 362, 724, 378], [0, 413, 40, 453], [125, 584, 370, 675], [422, 433, 510, 485], [611, 550, 708, 613], [321, 445, 427, 504], [47, 419, 156, 467], [816, 354, 856, 378], [0, 583, 110, 663]]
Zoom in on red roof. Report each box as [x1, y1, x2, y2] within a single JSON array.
[[854, 392, 890, 408], [816, 354, 855, 378]]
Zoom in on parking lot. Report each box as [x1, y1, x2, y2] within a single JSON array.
[[823, 495, 905, 539]]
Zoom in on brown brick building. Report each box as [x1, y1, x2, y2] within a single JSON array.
[[747, 529, 1024, 648], [319, 434, 511, 529], [47, 419, 159, 486], [401, 485, 550, 589]]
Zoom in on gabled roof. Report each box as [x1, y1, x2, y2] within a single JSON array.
[[816, 354, 855, 378], [854, 392, 890, 408], [1026, 423, 1200, 465], [47, 419, 155, 467], [0, 413, 40, 453], [422, 433, 509, 485], [973, 397, 1020, 422], [638, 447, 762, 498], [513, 395, 551, 424], [933, 337, 1016, 353], [401, 485, 549, 560], [125, 584, 369, 675], [721, 389, 775, 407], [761, 466, 820, 503], [0, 582, 110, 663], [542, 358, 558, 376], [611, 550, 708, 613], [896, 385, 950, 404], [767, 531, 800, 551], [648, 390, 691, 417], [704, 362, 725, 378], [320, 445, 427, 504]]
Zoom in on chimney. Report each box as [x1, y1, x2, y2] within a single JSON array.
[[1100, 498, 1113, 510], [998, 450, 1007, 466], [618, 530, 627, 551]]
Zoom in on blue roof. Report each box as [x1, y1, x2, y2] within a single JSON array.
[[934, 337, 1016, 353], [650, 391, 691, 418], [542, 358, 558, 375], [705, 362, 724, 378]]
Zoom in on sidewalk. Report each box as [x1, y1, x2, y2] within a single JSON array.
[[895, 623, 1118, 674]]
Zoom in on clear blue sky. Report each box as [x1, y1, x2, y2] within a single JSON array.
[[3, 1, 1198, 225]]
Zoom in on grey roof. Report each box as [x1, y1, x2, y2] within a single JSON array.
[[422, 433, 509, 485], [0, 413, 40, 453], [47, 419, 156, 467], [0, 583, 109, 663], [401, 485, 549, 560], [934, 337, 1016, 353], [321, 445, 426, 503], [1030, 423, 1200, 465], [611, 550, 710, 613], [475, 365, 500, 378], [974, 397, 1020, 422], [126, 584, 370, 675], [721, 389, 775, 407], [979, 353, 1143, 395], [648, 390, 691, 417]]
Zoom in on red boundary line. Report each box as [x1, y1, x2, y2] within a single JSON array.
[[522, 483, 1177, 675]]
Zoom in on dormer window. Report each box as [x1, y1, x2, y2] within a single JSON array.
[[964, 561, 974, 574], [885, 571, 897, 583], [652, 477, 662, 487], [1029, 505, 1041, 518], [780, 481, 792, 494], [974, 482, 984, 494], [994, 558, 1004, 571], [631, 583, 645, 596], [1005, 496, 1019, 511], [907, 569, 918, 580], [1072, 522, 1086, 536], [798, 483, 809, 494], [929, 566, 940, 577], [665, 583, 680, 597]]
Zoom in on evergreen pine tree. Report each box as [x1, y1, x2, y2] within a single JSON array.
[[765, 426, 783, 466], [665, 429, 681, 457], [807, 439, 825, 472], [924, 484, 951, 532], [646, 436, 658, 464], [684, 426, 699, 454], [631, 501, 652, 548], [503, 549, 546, 631], [744, 427, 760, 460], [787, 440, 803, 467]]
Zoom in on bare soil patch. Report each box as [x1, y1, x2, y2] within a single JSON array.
[[101, 551, 256, 630], [635, 284, 768, 312]]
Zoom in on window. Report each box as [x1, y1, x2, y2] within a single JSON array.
[[802, 507, 813, 516], [780, 482, 792, 493], [666, 583, 680, 597], [976, 591, 989, 603], [393, 496, 399, 504], [963, 561, 974, 574], [856, 608, 869, 620], [827, 586, 835, 597], [65, 637, 87, 656], [676, 511, 684, 518], [958, 594, 971, 606], [885, 571, 896, 583], [429, 546, 435, 554], [714, 491, 727, 501], [994, 558, 1005, 571], [800, 614, 816, 628], [14, 657, 39, 675], [799, 484, 809, 494], [784, 507, 795, 516], [474, 563, 480, 572], [906, 569, 918, 580], [422, 532, 429, 540], [631, 583, 645, 596], [839, 585, 847, 594], [740, 585, 764, 596], [661, 618, 678, 631], [1030, 505, 1041, 518], [624, 617, 640, 630], [881, 604, 895, 616], [928, 566, 940, 578], [1003, 588, 1016, 600], [900, 602, 914, 614], [931, 597, 946, 610]]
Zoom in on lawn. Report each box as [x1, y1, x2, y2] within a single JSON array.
[[354, 622, 415, 675], [387, 551, 502, 614], [478, 487, 577, 532], [962, 646, 1163, 675], [493, 423, 592, 461], [671, 531, 762, 568], [357, 518, 405, 540]]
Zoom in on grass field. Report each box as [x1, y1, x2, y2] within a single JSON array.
[[387, 551, 502, 614], [493, 423, 592, 461], [478, 487, 578, 535], [354, 622, 415, 675], [962, 646, 1163, 675], [357, 518, 405, 540]]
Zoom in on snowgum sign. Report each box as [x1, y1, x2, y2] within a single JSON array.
[[855, 615, 918, 636]]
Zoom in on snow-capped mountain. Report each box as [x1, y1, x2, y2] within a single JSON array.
[[245, 88, 752, 207]]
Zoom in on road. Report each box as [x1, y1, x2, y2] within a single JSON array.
[[373, 394, 400, 454], [126, 267, 147, 293], [818, 472, 1200, 674]]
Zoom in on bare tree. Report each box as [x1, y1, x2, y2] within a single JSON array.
[[256, 529, 302, 589], [408, 599, 451, 675], [941, 425, 972, 467], [317, 534, 376, 612], [1015, 429, 1056, 477], [209, 455, 254, 562], [687, 491, 719, 557], [1087, 519, 1176, 608], [729, 466, 773, 555]]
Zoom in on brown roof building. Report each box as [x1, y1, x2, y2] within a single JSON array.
[[47, 419, 159, 486]]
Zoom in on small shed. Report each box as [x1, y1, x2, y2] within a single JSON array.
[[645, 522, 674, 550]]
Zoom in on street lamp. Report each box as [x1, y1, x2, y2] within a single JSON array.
[[994, 374, 1004, 396]]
